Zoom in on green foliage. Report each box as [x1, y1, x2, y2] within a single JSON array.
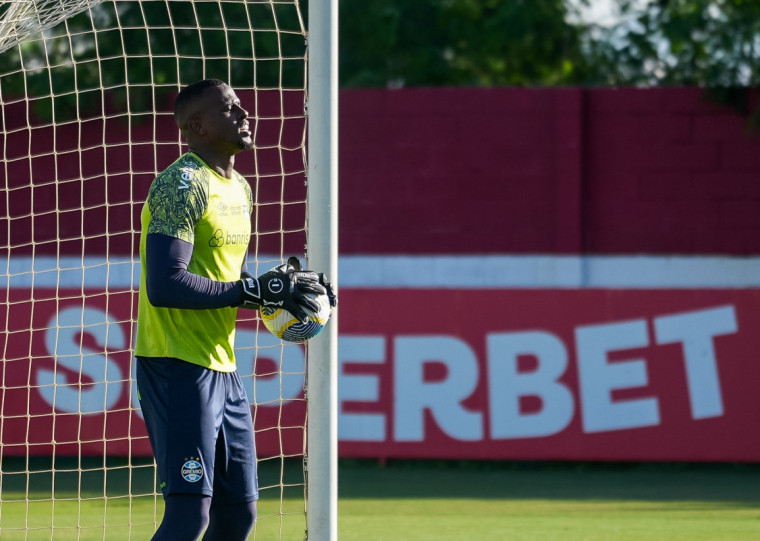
[[339, 0, 592, 87], [582, 0, 760, 89], [337, 0, 760, 94], [2, 0, 760, 107], [0, 1, 306, 122], [574, 0, 760, 122]]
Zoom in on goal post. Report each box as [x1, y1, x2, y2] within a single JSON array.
[[306, 0, 339, 539], [0, 0, 338, 539]]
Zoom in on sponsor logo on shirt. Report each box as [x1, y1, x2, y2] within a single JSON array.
[[208, 229, 250, 248], [178, 169, 192, 190], [216, 201, 247, 217]]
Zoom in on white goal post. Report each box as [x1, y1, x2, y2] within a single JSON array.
[[0, 0, 338, 539], [306, 0, 339, 539]]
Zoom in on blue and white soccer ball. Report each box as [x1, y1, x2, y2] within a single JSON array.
[[260, 293, 332, 342]]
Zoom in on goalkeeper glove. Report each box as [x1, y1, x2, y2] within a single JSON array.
[[287, 256, 337, 308], [317, 273, 337, 308], [239, 257, 326, 323]]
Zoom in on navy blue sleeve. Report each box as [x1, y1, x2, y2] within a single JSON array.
[[145, 233, 244, 309]]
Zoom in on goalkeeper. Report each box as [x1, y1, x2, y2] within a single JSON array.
[[134, 79, 334, 541]]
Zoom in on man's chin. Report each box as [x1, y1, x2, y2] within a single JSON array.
[[238, 137, 254, 151]]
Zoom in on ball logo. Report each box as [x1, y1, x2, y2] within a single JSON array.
[[268, 278, 284, 294], [181, 460, 203, 483], [260, 292, 331, 343]]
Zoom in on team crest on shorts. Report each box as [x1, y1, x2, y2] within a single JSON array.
[[181, 458, 203, 483]]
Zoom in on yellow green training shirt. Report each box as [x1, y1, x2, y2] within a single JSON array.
[[135, 153, 253, 371]]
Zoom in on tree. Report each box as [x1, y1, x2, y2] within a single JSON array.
[[0, 1, 305, 121], [3, 0, 760, 100], [581, 0, 760, 88], [339, 0, 593, 87], [573, 0, 760, 119]]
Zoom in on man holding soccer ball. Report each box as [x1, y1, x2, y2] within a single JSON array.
[[134, 79, 335, 541]]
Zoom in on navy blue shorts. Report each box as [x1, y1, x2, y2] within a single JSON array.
[[136, 357, 258, 502]]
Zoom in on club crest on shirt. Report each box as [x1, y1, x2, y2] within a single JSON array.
[[181, 458, 203, 483]]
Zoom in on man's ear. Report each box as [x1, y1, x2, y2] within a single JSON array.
[[187, 115, 206, 136]]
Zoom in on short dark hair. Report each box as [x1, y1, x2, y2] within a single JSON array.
[[174, 79, 227, 127]]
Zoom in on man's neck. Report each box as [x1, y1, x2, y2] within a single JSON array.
[[188, 147, 235, 179]]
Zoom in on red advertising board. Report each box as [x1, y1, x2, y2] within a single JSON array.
[[4, 87, 760, 462], [1, 287, 307, 459], [338, 289, 757, 462], [2, 286, 757, 461]]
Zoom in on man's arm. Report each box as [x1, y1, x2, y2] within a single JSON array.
[[145, 233, 242, 309], [146, 234, 328, 319]]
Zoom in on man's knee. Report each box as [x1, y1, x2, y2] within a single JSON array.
[[203, 500, 257, 540], [153, 494, 211, 541]]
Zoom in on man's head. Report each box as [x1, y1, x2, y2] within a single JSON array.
[[174, 79, 253, 155]]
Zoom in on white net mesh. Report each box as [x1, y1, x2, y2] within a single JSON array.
[[0, 0, 105, 54], [0, 1, 310, 538]]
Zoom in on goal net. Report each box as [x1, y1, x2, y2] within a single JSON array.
[[0, 0, 319, 539]]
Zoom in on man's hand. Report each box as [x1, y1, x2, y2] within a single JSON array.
[[239, 258, 327, 323], [287, 256, 337, 308], [317, 273, 337, 308]]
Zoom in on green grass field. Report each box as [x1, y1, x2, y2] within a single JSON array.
[[338, 460, 760, 541], [1, 459, 759, 540]]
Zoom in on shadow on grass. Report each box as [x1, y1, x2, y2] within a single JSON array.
[[3, 456, 760, 509], [0, 455, 301, 500], [337, 459, 760, 506]]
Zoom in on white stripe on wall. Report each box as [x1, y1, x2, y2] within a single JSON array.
[[3, 254, 760, 289], [341, 255, 760, 288]]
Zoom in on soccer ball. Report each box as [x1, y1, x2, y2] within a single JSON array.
[[260, 293, 332, 342]]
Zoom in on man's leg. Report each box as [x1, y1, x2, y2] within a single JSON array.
[[137, 358, 224, 539], [153, 494, 212, 541], [202, 499, 257, 541], [202, 371, 259, 540]]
